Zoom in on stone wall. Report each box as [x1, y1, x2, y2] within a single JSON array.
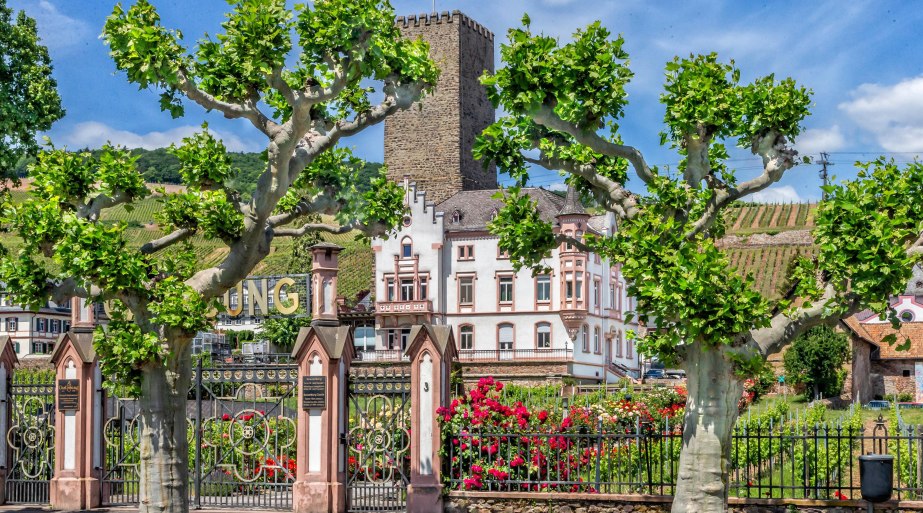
[[459, 361, 569, 387], [445, 493, 920, 513], [384, 11, 496, 205], [871, 359, 916, 398]]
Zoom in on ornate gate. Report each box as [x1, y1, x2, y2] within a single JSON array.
[[6, 370, 55, 504], [346, 369, 411, 513], [101, 362, 299, 509]]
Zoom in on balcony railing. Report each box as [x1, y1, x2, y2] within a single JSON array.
[[457, 348, 573, 362], [376, 300, 433, 314], [355, 349, 410, 362]]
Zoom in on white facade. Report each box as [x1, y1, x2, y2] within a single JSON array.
[[371, 182, 641, 382], [0, 294, 71, 358]]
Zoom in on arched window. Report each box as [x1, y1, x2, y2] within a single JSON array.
[[581, 324, 589, 352], [401, 237, 413, 258], [536, 322, 551, 349], [498, 323, 514, 351], [451, 209, 462, 223], [593, 326, 601, 354], [459, 325, 474, 350]]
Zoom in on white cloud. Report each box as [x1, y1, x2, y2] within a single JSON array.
[[22, 1, 93, 54], [747, 186, 803, 204], [58, 121, 260, 153], [795, 125, 846, 157], [839, 76, 923, 152]]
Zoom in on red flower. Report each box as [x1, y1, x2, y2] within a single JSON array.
[[834, 491, 848, 500], [222, 414, 231, 421]]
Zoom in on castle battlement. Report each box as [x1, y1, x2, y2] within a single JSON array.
[[395, 11, 494, 41]]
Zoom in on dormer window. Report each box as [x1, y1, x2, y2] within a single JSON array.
[[401, 237, 413, 258], [490, 208, 499, 220], [451, 209, 462, 223]]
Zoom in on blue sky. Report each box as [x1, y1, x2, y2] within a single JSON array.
[[11, 0, 923, 202]]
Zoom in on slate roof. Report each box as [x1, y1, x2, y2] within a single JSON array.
[[558, 186, 586, 216], [437, 188, 565, 232]]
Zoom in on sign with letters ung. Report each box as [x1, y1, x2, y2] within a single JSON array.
[[58, 379, 80, 411], [302, 376, 327, 410]]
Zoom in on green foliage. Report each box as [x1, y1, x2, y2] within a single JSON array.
[[0, 0, 65, 179], [813, 159, 923, 325], [783, 325, 850, 399], [94, 312, 166, 395], [168, 124, 234, 188], [259, 314, 311, 352]]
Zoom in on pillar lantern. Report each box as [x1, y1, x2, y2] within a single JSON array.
[[310, 242, 343, 327], [404, 324, 455, 513]]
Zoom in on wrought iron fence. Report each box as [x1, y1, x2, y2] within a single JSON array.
[[445, 415, 923, 500]]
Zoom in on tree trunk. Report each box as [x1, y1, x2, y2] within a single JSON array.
[[138, 351, 192, 513], [672, 345, 743, 513]]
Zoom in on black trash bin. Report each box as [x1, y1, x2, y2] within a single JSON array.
[[859, 453, 894, 503]]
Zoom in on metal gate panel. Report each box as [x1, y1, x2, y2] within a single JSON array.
[[346, 369, 411, 513], [6, 371, 55, 504], [101, 363, 298, 509]]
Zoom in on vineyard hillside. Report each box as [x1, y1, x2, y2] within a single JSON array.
[[720, 203, 818, 299]]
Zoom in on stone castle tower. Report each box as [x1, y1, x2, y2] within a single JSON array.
[[384, 11, 497, 204]]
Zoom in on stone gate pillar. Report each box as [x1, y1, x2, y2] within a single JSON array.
[[49, 327, 102, 510], [405, 324, 455, 513], [0, 336, 19, 505], [291, 326, 354, 513]]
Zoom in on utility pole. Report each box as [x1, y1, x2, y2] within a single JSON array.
[[818, 152, 833, 200]]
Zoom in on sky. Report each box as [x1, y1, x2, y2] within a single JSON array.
[[10, 0, 923, 203]]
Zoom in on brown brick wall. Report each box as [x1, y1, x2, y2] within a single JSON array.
[[385, 12, 496, 204]]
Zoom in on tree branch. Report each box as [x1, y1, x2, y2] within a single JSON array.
[[176, 70, 279, 137], [140, 228, 195, 255], [273, 223, 355, 237], [288, 80, 424, 182], [532, 104, 656, 184], [523, 152, 639, 219], [77, 191, 130, 221], [685, 130, 797, 238]]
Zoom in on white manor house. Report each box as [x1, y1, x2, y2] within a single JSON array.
[[370, 181, 641, 383]]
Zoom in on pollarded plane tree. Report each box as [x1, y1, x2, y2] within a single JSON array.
[[0, 1, 437, 513], [476, 16, 923, 513]]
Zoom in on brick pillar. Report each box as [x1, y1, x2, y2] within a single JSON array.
[[49, 328, 101, 510], [405, 324, 455, 513], [311, 243, 343, 327], [0, 336, 19, 505]]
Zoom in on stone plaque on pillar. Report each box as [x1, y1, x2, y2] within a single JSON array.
[[48, 331, 101, 511], [404, 324, 455, 513]]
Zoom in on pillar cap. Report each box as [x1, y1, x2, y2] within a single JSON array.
[[291, 325, 355, 362], [405, 324, 456, 361], [50, 331, 96, 365], [0, 335, 19, 368], [309, 242, 344, 252]]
